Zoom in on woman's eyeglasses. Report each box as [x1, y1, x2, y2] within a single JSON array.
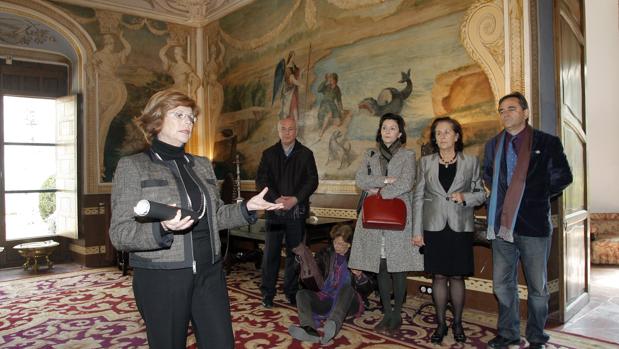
[[169, 111, 196, 124]]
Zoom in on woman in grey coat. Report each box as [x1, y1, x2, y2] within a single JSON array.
[[349, 113, 423, 335], [109, 90, 282, 349], [412, 116, 486, 344]]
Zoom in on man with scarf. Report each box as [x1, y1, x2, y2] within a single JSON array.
[[483, 92, 572, 349]]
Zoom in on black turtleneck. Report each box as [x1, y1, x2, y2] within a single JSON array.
[[151, 137, 212, 265], [151, 138, 202, 212]]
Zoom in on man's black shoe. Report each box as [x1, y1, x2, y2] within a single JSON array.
[[286, 294, 297, 306], [262, 296, 274, 308], [488, 335, 520, 348], [527, 343, 546, 349]]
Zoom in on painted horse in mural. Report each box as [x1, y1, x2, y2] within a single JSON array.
[[358, 69, 412, 116]]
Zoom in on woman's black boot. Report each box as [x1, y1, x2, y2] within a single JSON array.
[[430, 322, 448, 344], [452, 322, 466, 343]]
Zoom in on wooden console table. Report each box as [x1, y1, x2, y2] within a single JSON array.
[[13, 240, 59, 272]]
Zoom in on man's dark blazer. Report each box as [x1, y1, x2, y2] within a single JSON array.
[[482, 128, 573, 237]]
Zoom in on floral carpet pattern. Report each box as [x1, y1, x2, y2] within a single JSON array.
[[0, 264, 617, 348]]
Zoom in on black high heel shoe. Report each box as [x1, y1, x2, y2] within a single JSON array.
[[452, 322, 467, 343], [430, 323, 448, 344]]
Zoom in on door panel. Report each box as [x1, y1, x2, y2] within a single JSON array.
[[560, 20, 584, 125], [556, 0, 588, 322], [55, 95, 78, 239]]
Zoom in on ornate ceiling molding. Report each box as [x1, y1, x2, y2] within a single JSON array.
[[52, 0, 252, 27]]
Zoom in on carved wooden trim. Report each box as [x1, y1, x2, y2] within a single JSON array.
[[310, 207, 357, 219], [70, 243, 106, 255], [409, 275, 559, 298], [240, 180, 359, 195]]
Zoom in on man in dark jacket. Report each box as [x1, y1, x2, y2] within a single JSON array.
[[483, 92, 573, 349], [256, 117, 319, 308]]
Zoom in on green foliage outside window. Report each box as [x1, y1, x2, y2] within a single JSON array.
[[39, 175, 56, 220]]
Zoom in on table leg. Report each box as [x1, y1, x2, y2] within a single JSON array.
[[46, 255, 54, 269], [22, 257, 31, 270], [33, 257, 39, 272]]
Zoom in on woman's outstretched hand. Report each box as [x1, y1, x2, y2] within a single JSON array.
[[161, 206, 194, 231], [246, 187, 285, 211]]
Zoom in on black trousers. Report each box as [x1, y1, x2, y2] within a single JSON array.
[[296, 284, 359, 329], [260, 219, 305, 298], [132, 262, 234, 349]]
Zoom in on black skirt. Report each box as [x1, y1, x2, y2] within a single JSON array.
[[423, 225, 474, 276]]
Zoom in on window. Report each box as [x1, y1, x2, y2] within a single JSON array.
[[0, 59, 76, 242], [3, 96, 58, 240]]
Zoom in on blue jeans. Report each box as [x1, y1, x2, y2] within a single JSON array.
[[492, 234, 552, 344], [260, 219, 305, 299]]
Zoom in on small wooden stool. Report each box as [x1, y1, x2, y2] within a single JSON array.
[[13, 240, 59, 272]]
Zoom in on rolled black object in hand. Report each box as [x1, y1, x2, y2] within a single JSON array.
[[133, 200, 198, 221]]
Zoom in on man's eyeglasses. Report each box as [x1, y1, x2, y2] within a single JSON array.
[[169, 111, 196, 124]]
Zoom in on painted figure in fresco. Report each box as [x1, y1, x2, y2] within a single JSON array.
[[326, 130, 352, 169], [273, 50, 302, 120], [159, 42, 201, 98], [317, 72, 343, 138], [94, 31, 131, 176], [358, 69, 412, 117], [205, 39, 225, 130]]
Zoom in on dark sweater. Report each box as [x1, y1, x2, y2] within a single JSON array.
[[255, 140, 318, 221]]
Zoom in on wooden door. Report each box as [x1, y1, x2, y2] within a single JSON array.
[[555, 0, 589, 322]]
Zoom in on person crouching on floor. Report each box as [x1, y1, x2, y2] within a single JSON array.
[[288, 223, 374, 344]]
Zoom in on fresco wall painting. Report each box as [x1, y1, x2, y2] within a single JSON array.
[[206, 0, 521, 192]]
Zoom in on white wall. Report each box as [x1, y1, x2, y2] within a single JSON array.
[[585, 0, 619, 213]]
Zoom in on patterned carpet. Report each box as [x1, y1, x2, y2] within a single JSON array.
[[0, 264, 616, 348]]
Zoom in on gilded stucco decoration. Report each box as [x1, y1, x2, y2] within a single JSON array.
[[460, 0, 526, 100], [218, 0, 303, 50], [166, 0, 207, 21], [508, 0, 524, 93], [327, 0, 402, 10], [460, 0, 506, 100], [51, 0, 248, 27]]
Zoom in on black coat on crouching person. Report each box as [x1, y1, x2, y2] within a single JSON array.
[[288, 224, 374, 345]]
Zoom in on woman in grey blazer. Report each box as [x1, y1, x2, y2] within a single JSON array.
[[412, 117, 486, 344], [349, 113, 423, 335], [109, 90, 282, 349]]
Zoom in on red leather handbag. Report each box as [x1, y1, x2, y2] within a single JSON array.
[[361, 191, 406, 230]]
